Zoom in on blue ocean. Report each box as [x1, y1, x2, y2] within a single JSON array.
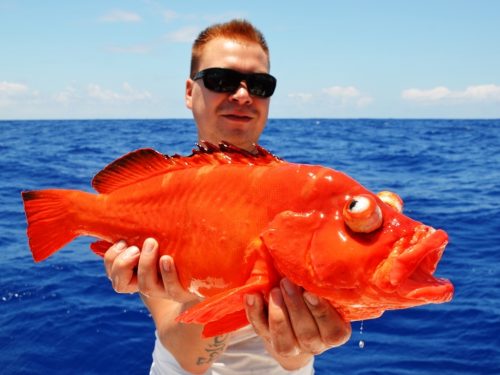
[[1, 119, 499, 374]]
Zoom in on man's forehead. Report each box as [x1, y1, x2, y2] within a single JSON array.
[[198, 37, 269, 70]]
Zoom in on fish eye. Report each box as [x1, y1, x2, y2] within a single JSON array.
[[343, 194, 383, 233], [377, 191, 403, 213]]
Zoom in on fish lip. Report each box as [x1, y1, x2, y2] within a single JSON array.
[[375, 226, 454, 302], [395, 227, 453, 301]]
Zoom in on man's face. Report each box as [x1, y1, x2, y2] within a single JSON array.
[[185, 37, 271, 151]]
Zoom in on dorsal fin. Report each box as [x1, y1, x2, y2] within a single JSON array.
[[92, 141, 282, 194], [92, 148, 176, 194]]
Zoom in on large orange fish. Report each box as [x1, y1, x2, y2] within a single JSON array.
[[21, 143, 453, 337]]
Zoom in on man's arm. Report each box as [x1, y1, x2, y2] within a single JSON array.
[[142, 296, 230, 374], [105, 238, 351, 372], [105, 239, 228, 374]]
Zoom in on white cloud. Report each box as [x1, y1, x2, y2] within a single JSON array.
[[53, 86, 80, 103], [402, 84, 500, 102], [0, 81, 39, 107], [100, 10, 142, 23], [356, 96, 374, 107], [0, 81, 158, 119], [288, 93, 313, 102], [402, 86, 451, 101], [86, 83, 152, 102], [322, 86, 360, 98], [460, 84, 500, 100], [0, 81, 29, 95], [288, 85, 373, 111], [164, 26, 201, 43], [322, 85, 373, 107], [52, 83, 153, 105]]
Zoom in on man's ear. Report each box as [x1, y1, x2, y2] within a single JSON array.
[[185, 79, 194, 109]]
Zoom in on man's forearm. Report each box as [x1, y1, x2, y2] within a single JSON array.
[[142, 294, 229, 374]]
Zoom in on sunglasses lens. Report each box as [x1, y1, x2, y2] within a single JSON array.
[[247, 74, 276, 98], [197, 68, 276, 98], [203, 70, 240, 93]]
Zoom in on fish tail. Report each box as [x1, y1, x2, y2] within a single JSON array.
[[21, 189, 80, 262]]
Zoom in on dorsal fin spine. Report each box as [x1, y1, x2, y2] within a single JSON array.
[[92, 142, 282, 194]]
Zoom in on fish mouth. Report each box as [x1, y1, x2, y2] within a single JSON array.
[[374, 225, 454, 303]]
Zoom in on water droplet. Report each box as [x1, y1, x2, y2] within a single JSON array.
[[358, 320, 365, 349]]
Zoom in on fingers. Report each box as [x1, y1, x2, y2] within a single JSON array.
[[137, 238, 162, 298], [104, 240, 140, 294], [245, 288, 301, 357], [302, 291, 352, 348], [268, 288, 300, 356], [137, 238, 195, 301], [158, 255, 199, 303], [104, 238, 200, 303], [245, 292, 270, 342], [280, 279, 324, 354], [103, 240, 127, 277], [245, 278, 352, 358], [280, 278, 351, 351]]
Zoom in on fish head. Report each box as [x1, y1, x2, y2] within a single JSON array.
[[309, 200, 453, 305], [263, 173, 453, 315]]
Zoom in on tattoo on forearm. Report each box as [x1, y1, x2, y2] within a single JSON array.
[[196, 335, 228, 365]]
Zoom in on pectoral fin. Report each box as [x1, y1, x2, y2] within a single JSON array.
[[201, 310, 250, 338], [177, 239, 276, 337], [261, 210, 326, 288], [177, 275, 270, 337]]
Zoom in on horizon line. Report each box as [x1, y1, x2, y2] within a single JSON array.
[[1, 117, 499, 122]]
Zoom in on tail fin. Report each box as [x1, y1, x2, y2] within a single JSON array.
[[21, 190, 78, 262]]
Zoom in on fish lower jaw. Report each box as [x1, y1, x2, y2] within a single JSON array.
[[400, 279, 454, 302], [397, 265, 454, 302]]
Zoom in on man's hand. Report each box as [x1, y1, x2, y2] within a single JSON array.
[[103, 238, 199, 303], [244, 278, 351, 358]]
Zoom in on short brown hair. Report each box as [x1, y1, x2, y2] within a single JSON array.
[[190, 19, 270, 78]]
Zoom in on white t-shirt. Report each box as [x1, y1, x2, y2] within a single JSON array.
[[150, 325, 314, 375]]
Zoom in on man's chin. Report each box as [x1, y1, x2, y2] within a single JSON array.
[[213, 132, 258, 152]]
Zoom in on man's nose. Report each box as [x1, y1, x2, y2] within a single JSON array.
[[229, 81, 253, 105]]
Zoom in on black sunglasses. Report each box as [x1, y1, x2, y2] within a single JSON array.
[[193, 68, 277, 98]]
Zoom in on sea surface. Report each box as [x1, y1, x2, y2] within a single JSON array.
[[1, 119, 499, 375]]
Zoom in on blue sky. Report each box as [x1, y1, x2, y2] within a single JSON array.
[[1, 0, 499, 119]]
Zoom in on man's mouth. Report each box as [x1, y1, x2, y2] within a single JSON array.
[[222, 113, 253, 122]]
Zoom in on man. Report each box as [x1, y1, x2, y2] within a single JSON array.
[[104, 19, 351, 374]]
